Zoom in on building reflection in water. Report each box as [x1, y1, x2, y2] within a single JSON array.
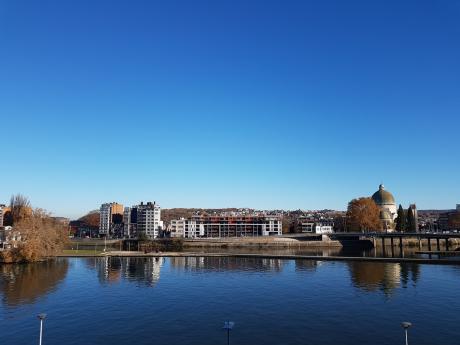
[[400, 263, 420, 287], [0, 259, 69, 306], [295, 259, 321, 272], [347, 262, 420, 295], [169, 256, 287, 273], [94, 257, 164, 287]]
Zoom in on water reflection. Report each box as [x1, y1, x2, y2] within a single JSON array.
[[348, 262, 400, 294], [295, 259, 320, 272], [0, 259, 69, 306], [347, 262, 421, 294], [0, 257, 429, 306], [93, 257, 164, 286], [400, 263, 421, 287], [169, 256, 287, 272]]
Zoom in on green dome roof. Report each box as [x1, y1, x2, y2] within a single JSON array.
[[372, 184, 395, 205]]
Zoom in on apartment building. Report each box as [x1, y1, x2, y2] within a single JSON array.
[[169, 218, 186, 238], [297, 216, 334, 234], [0, 204, 5, 227], [123, 206, 138, 238], [438, 204, 460, 231], [169, 215, 282, 238], [99, 202, 124, 237], [131, 202, 163, 239]]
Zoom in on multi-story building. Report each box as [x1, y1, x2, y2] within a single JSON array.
[[438, 212, 451, 231], [0, 204, 5, 227], [297, 216, 334, 234], [123, 206, 138, 238], [136, 202, 163, 239], [169, 218, 186, 238], [99, 202, 124, 237], [438, 204, 460, 231], [170, 215, 282, 238]]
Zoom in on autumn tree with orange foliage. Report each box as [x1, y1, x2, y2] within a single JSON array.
[[346, 197, 382, 232], [1, 195, 69, 263]]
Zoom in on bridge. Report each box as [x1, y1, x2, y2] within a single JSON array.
[[330, 232, 460, 257]]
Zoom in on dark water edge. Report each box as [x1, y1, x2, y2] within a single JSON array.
[[2, 257, 460, 345], [184, 245, 460, 261]]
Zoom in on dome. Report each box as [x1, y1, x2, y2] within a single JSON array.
[[372, 184, 395, 205]]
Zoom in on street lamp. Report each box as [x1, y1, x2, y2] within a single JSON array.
[[37, 313, 47, 345], [401, 322, 412, 345], [223, 321, 235, 345]]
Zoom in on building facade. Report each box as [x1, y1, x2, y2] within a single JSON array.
[[169, 218, 186, 238], [438, 204, 460, 231], [0, 204, 5, 228], [123, 206, 138, 238], [297, 216, 334, 234], [99, 202, 124, 237], [170, 215, 282, 238], [136, 202, 163, 239]]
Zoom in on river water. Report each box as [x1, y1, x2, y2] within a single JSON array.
[[1, 257, 460, 345]]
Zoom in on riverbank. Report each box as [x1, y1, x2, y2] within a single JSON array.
[[182, 236, 344, 249], [68, 235, 460, 250]]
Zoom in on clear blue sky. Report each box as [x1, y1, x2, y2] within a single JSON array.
[[1, 0, 459, 219]]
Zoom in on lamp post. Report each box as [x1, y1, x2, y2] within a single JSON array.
[[401, 322, 412, 345], [37, 313, 47, 345], [223, 321, 234, 345]]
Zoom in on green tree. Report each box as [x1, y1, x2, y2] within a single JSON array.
[[407, 207, 416, 232], [395, 205, 407, 232]]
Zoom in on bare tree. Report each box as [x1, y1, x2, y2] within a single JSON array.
[[9, 194, 31, 225]]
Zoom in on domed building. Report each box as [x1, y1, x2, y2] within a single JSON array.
[[371, 184, 397, 231]]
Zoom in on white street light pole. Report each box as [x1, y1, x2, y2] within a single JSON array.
[[37, 313, 47, 345], [223, 321, 235, 345], [401, 322, 412, 345]]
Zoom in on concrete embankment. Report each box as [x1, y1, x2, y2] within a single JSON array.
[[182, 236, 344, 249]]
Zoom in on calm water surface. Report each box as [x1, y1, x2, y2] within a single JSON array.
[[1, 257, 460, 345]]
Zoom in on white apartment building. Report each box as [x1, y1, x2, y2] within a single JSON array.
[[315, 224, 334, 234], [183, 219, 205, 239], [99, 203, 112, 236], [169, 218, 186, 238], [136, 202, 163, 239], [0, 204, 5, 227], [169, 215, 282, 238], [99, 202, 123, 237], [299, 217, 334, 234]]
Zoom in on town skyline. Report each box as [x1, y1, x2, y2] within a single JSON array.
[[0, 183, 458, 220]]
